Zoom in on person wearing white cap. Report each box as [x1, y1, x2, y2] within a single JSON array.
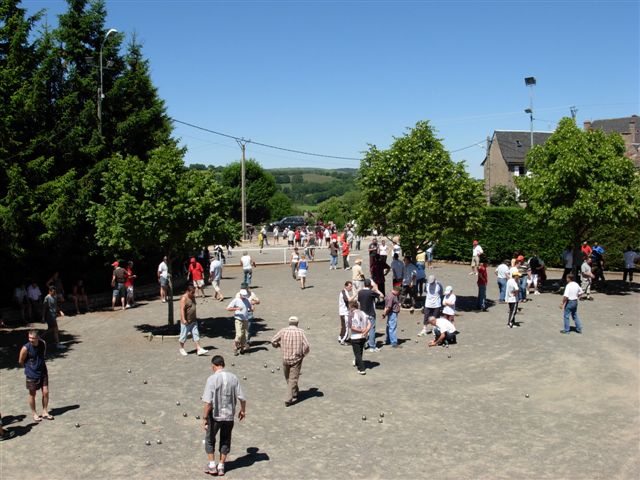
[[271, 316, 310, 407], [226, 289, 252, 355], [418, 275, 443, 336], [442, 286, 456, 322]]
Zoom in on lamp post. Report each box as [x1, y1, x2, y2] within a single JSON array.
[[98, 28, 118, 135], [524, 76, 536, 148]]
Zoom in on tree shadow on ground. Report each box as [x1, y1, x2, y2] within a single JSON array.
[[133, 316, 273, 341], [226, 447, 270, 472], [0, 329, 80, 371]]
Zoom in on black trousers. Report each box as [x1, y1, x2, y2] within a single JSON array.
[[351, 338, 366, 372], [205, 418, 234, 455]]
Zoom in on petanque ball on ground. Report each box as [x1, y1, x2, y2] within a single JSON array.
[[271, 369, 275, 373], [277, 366, 280, 370], [145, 440, 151, 446], [195, 415, 200, 420], [75, 422, 80, 428], [243, 376, 247, 380], [378, 418, 383, 423], [143, 380, 147, 384], [156, 439, 162, 445], [231, 362, 235, 367], [127, 369, 131, 373], [362, 415, 366, 421], [182, 412, 188, 417], [525, 394, 530, 398], [448, 354, 451, 358], [415, 340, 419, 343], [380, 412, 384, 418], [307, 327, 310, 330], [141, 419, 146, 424], [264, 364, 268, 368], [176, 401, 180, 406]]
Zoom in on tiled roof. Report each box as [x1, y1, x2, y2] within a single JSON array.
[[482, 131, 552, 165], [588, 116, 639, 136]]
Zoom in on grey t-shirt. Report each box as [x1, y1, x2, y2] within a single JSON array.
[[202, 370, 245, 422], [43, 295, 57, 322]]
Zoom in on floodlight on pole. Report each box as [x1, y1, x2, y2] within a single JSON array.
[[98, 28, 118, 135], [524, 76, 536, 148]]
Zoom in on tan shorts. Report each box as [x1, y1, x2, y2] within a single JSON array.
[[211, 280, 221, 293], [471, 255, 480, 267], [194, 279, 204, 288]]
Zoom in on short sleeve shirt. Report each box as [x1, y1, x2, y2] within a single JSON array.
[[209, 260, 222, 281], [563, 281, 583, 301], [357, 289, 378, 316], [384, 292, 400, 313], [202, 370, 245, 421]]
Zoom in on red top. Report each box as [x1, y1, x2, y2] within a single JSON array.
[[125, 267, 135, 287], [581, 245, 592, 258], [189, 262, 204, 281], [477, 264, 488, 286], [342, 242, 350, 256]]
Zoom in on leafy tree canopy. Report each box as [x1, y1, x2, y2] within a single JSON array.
[[220, 159, 277, 224], [489, 185, 519, 207], [357, 121, 484, 256]]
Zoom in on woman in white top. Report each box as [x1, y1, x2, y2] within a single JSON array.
[[348, 299, 371, 374], [442, 286, 456, 322], [273, 226, 279, 244], [290, 247, 300, 279]]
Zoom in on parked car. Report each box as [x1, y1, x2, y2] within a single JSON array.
[[269, 216, 306, 231]]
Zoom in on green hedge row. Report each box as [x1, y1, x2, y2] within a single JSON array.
[[434, 207, 638, 270]]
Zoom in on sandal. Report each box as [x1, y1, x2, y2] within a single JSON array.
[[42, 414, 54, 420], [33, 415, 42, 422]]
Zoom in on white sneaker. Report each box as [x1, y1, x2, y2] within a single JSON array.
[[179, 348, 188, 356], [352, 359, 356, 366], [417, 330, 428, 337], [534, 291, 541, 295], [197, 348, 207, 356]]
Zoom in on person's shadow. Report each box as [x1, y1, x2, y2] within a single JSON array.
[[296, 387, 324, 404], [49, 404, 80, 417], [226, 447, 270, 472]]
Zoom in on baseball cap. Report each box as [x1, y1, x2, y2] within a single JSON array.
[[444, 286, 453, 294], [288, 316, 299, 324], [111, 261, 119, 267], [239, 289, 249, 296], [517, 255, 524, 262]]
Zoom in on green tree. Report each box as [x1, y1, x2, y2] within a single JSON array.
[[268, 191, 293, 220], [357, 121, 483, 257], [89, 145, 239, 259], [220, 159, 277, 224], [517, 117, 640, 271], [489, 185, 519, 207]]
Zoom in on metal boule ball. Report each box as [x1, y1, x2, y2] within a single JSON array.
[[156, 439, 162, 444], [176, 401, 180, 406], [361, 415, 367, 421], [271, 369, 275, 373], [141, 419, 146, 424], [277, 366, 280, 370], [195, 415, 200, 420], [415, 340, 418, 343], [379, 412, 384, 418], [143, 380, 147, 384], [264, 363, 268, 368], [231, 362, 235, 367], [307, 326, 310, 330], [75, 422, 80, 428], [243, 376, 247, 380], [447, 354, 451, 358], [525, 394, 530, 398], [378, 418, 383, 423], [182, 412, 188, 417], [145, 440, 151, 446], [127, 369, 131, 373]]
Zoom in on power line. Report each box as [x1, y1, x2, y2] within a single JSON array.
[[171, 118, 362, 161]]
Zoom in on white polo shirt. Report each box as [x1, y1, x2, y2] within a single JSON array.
[[435, 317, 456, 334], [563, 281, 583, 301]]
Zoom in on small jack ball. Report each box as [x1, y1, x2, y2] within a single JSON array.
[[182, 412, 188, 417], [75, 422, 80, 428], [447, 354, 451, 358], [145, 440, 151, 446], [307, 327, 310, 330], [415, 340, 419, 343], [231, 362, 235, 367]]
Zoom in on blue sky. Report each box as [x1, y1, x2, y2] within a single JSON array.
[[28, 0, 639, 178]]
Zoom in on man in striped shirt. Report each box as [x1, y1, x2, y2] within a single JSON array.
[[271, 316, 311, 407]]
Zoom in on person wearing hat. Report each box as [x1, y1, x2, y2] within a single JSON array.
[[506, 270, 520, 328], [418, 275, 444, 336], [382, 286, 402, 348], [351, 258, 365, 292], [111, 261, 128, 311], [514, 255, 529, 303], [236, 282, 260, 344], [470, 240, 484, 275], [188, 257, 206, 298], [226, 288, 253, 355], [442, 285, 456, 322], [271, 316, 310, 406]]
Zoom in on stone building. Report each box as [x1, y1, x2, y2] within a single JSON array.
[[584, 115, 639, 167]]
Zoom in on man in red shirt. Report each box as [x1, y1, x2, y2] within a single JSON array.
[[581, 241, 592, 260], [188, 258, 206, 298], [125, 261, 137, 308]]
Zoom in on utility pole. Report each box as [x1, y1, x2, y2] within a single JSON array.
[[236, 139, 248, 240], [570, 106, 578, 122], [524, 76, 536, 149]]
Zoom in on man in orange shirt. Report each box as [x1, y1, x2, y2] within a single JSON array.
[[188, 257, 206, 298]]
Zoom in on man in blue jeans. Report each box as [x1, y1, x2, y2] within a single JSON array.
[[357, 279, 383, 352], [560, 273, 583, 334], [382, 286, 402, 348]]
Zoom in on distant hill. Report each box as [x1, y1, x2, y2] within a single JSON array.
[[267, 168, 359, 205]]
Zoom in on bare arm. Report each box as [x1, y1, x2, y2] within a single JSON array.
[[180, 295, 187, 324], [18, 346, 27, 367], [238, 399, 246, 421]]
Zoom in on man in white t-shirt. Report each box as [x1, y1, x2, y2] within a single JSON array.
[[470, 240, 484, 275], [157, 256, 169, 303], [427, 316, 457, 346], [580, 258, 594, 300], [239, 251, 256, 286], [418, 275, 443, 336], [209, 258, 223, 301], [560, 273, 583, 334]]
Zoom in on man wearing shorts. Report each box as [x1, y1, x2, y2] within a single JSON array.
[[202, 355, 246, 476], [179, 283, 207, 356], [158, 256, 169, 303], [111, 261, 128, 310], [188, 257, 206, 298], [470, 240, 483, 275], [18, 330, 53, 422]]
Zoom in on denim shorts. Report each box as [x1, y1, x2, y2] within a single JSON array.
[[179, 322, 200, 343]]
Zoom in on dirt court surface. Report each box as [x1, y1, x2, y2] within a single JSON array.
[[1, 254, 639, 480]]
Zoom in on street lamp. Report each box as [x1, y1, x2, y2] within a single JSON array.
[[98, 28, 118, 135], [524, 76, 536, 148]]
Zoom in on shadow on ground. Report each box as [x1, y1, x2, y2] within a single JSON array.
[[226, 447, 270, 472], [0, 330, 80, 371], [134, 317, 274, 341]]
